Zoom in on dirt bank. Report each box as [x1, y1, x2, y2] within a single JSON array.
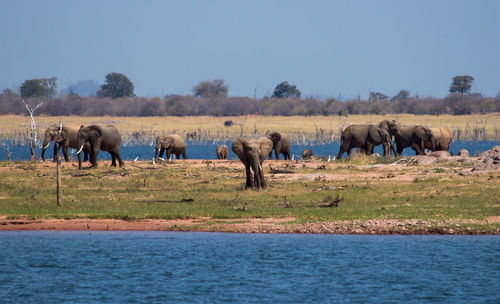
[[1, 216, 499, 234]]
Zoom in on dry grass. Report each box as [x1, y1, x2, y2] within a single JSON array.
[[1, 114, 499, 141]]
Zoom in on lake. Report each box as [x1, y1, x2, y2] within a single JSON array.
[[1, 140, 499, 161], [0, 232, 498, 303]]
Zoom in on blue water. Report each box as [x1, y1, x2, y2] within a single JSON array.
[[1, 140, 499, 161], [0, 232, 498, 303]]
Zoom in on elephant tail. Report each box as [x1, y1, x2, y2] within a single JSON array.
[[449, 137, 454, 156]]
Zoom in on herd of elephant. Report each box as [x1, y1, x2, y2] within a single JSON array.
[[40, 120, 453, 189]]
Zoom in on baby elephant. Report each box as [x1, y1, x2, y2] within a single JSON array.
[[216, 145, 229, 159], [154, 134, 186, 160], [302, 149, 313, 160]]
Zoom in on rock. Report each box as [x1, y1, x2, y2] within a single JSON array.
[[457, 149, 469, 157], [430, 151, 450, 158], [371, 153, 381, 158]]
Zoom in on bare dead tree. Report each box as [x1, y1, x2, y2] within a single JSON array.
[[55, 118, 63, 206], [20, 99, 44, 161]]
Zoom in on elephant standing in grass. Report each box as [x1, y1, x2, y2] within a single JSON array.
[[390, 125, 435, 155], [41, 125, 89, 162], [424, 128, 453, 155], [337, 125, 395, 159], [154, 134, 186, 160], [216, 144, 229, 159], [77, 125, 124, 170], [232, 137, 274, 189], [265, 131, 290, 160]]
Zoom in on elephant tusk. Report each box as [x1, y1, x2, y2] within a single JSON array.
[[249, 166, 254, 176], [259, 164, 263, 173], [76, 145, 84, 155], [43, 142, 51, 149]]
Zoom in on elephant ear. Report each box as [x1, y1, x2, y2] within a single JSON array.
[[266, 132, 281, 145], [257, 137, 273, 163], [231, 138, 249, 163], [368, 126, 382, 143], [88, 125, 103, 140]]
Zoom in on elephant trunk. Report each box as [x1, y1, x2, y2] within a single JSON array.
[[41, 135, 51, 161], [431, 136, 436, 152]]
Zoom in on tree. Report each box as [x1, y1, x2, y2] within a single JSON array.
[[391, 90, 410, 102], [20, 77, 57, 98], [449, 75, 474, 94], [20, 99, 44, 160], [97, 73, 135, 99], [368, 91, 388, 102], [272, 81, 301, 98], [193, 79, 228, 98]]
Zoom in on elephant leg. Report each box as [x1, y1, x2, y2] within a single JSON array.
[[111, 152, 117, 167], [259, 165, 267, 189], [91, 146, 99, 168], [182, 151, 187, 159], [115, 151, 124, 168], [275, 150, 280, 160], [337, 143, 349, 159], [62, 146, 69, 162], [268, 151, 272, 160], [412, 143, 424, 155], [245, 165, 253, 189], [53, 143, 58, 162], [84, 150, 89, 162]]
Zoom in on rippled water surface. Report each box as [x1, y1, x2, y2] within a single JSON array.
[[0, 232, 499, 303]]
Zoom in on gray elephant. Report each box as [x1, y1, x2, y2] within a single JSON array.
[[232, 137, 273, 189], [216, 144, 229, 159], [265, 131, 290, 160], [154, 134, 186, 160], [390, 125, 435, 155], [424, 128, 453, 155], [378, 120, 400, 138], [76, 125, 124, 170], [41, 125, 89, 162], [337, 125, 395, 159], [302, 149, 313, 159]]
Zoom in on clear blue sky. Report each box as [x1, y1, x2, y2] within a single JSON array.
[[1, 0, 499, 99]]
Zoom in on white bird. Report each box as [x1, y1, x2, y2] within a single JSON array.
[[327, 155, 331, 162], [292, 155, 295, 160], [133, 156, 139, 163], [169, 154, 173, 161]]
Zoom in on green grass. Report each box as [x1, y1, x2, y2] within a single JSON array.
[[0, 160, 498, 231]]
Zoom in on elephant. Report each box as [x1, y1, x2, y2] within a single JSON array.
[[216, 144, 229, 159], [302, 149, 313, 160], [265, 131, 290, 160], [76, 125, 124, 170], [232, 137, 274, 189], [378, 120, 401, 138], [424, 128, 453, 155], [337, 125, 396, 159], [154, 134, 186, 160], [41, 125, 89, 162], [391, 125, 436, 155]]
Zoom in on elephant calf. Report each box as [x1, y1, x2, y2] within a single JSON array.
[[265, 131, 290, 160], [216, 145, 229, 159], [232, 137, 273, 189], [155, 134, 187, 160]]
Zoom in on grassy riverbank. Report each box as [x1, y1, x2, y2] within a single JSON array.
[[0, 157, 498, 234], [1, 114, 499, 141]]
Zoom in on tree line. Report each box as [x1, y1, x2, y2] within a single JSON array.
[[1, 73, 499, 116]]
